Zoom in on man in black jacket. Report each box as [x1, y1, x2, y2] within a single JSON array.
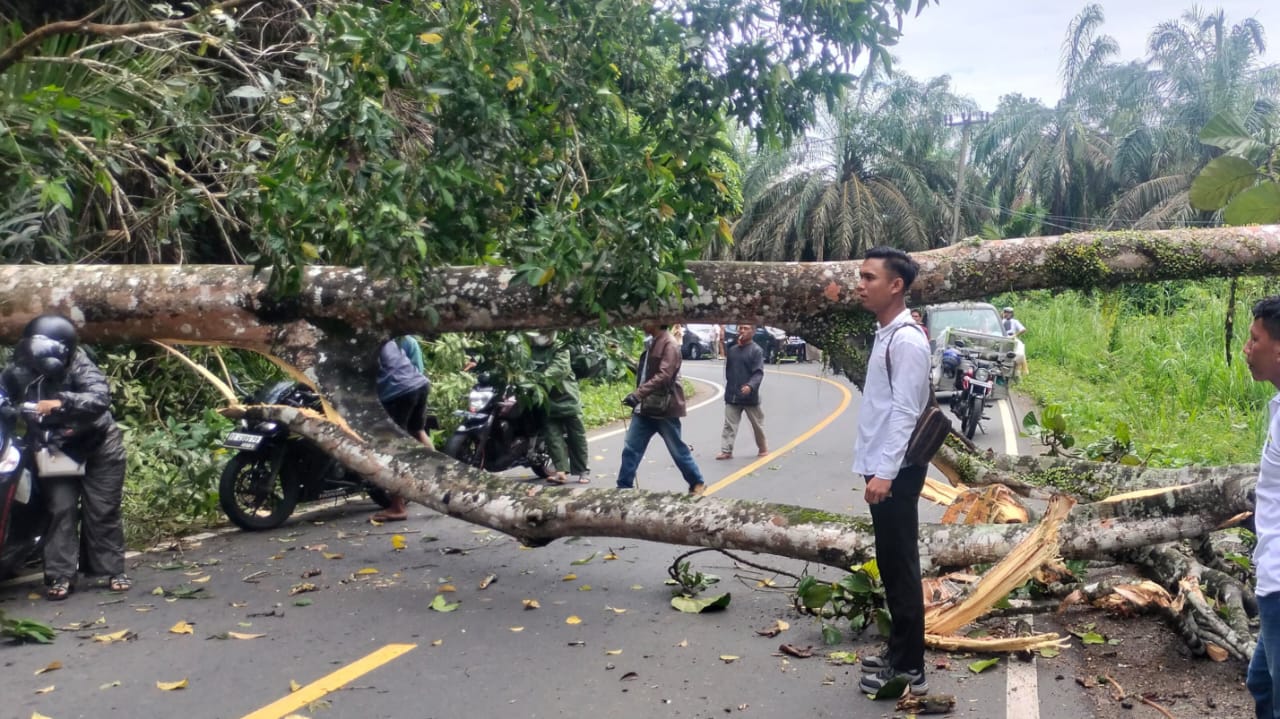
[[1, 315, 128, 600], [715, 323, 767, 460]]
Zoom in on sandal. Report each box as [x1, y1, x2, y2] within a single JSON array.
[[370, 511, 408, 522], [545, 473, 568, 485], [109, 574, 132, 592], [46, 577, 72, 601], [574, 474, 591, 484]]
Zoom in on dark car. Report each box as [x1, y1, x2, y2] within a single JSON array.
[[725, 325, 787, 363], [681, 324, 717, 360]]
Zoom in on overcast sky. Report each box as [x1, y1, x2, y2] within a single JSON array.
[[887, 1, 1280, 109]]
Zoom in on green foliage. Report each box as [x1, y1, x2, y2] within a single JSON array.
[[795, 560, 886, 644], [1083, 422, 1144, 465], [1189, 110, 1280, 224], [1012, 281, 1280, 465], [0, 611, 55, 644], [1020, 406, 1076, 457], [669, 560, 721, 596]]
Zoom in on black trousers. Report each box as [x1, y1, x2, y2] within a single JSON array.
[[865, 464, 927, 673], [43, 426, 127, 581]]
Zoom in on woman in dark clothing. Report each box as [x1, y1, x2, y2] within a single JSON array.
[[1, 315, 129, 600]]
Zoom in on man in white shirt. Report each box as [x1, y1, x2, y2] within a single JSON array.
[[1244, 295, 1280, 718], [850, 246, 931, 697], [1002, 306, 1027, 338]]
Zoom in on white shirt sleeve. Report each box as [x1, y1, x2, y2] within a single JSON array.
[[875, 332, 932, 480]]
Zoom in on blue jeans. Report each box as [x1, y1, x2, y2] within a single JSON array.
[[615, 415, 704, 490], [1249, 592, 1280, 718]]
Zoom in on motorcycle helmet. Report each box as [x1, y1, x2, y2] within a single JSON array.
[[16, 314, 78, 381], [940, 347, 962, 374]]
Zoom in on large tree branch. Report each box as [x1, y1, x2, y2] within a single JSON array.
[[233, 404, 1258, 571], [1, 227, 1278, 349], [0, 0, 255, 76]]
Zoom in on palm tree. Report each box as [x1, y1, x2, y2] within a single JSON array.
[[1107, 7, 1280, 229], [974, 4, 1120, 234], [732, 75, 977, 261]]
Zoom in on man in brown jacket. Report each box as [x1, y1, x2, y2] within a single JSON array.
[[617, 321, 706, 494]]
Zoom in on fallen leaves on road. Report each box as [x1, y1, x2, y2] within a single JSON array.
[[228, 632, 265, 640], [391, 534, 407, 551], [571, 552, 597, 565], [322, 552, 343, 560], [719, 655, 739, 663], [561, 573, 577, 581], [289, 583, 318, 596], [290, 680, 302, 692], [438, 584, 457, 593], [169, 621, 194, 635], [605, 649, 622, 655], [430, 594, 460, 612], [510, 627, 524, 632], [605, 606, 626, 614], [355, 568, 379, 576], [191, 576, 211, 584], [99, 681, 120, 689], [565, 615, 582, 625], [34, 685, 54, 694], [34, 661, 62, 675], [779, 644, 813, 658], [521, 599, 540, 610], [755, 619, 789, 637], [156, 678, 188, 691], [968, 657, 1000, 673], [620, 671, 639, 681], [670, 593, 731, 613], [92, 629, 134, 644]]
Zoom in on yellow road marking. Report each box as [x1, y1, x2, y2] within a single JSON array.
[[703, 370, 853, 496], [241, 643, 417, 719]]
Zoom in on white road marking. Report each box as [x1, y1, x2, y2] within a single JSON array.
[[586, 375, 724, 442], [1003, 402, 1039, 718], [999, 397, 1019, 456]]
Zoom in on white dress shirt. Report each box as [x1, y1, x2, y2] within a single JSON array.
[[851, 310, 932, 481], [1256, 393, 1280, 596]]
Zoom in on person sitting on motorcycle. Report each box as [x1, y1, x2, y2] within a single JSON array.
[[0, 314, 129, 600], [372, 338, 433, 522], [527, 331, 590, 484]]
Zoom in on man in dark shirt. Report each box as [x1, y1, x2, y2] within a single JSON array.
[[715, 323, 767, 460]]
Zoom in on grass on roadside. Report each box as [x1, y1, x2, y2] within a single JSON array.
[[1001, 279, 1280, 466]]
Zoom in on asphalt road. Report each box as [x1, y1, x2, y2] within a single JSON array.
[[1, 359, 1088, 719]]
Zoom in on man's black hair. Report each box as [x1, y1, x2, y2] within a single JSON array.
[[863, 246, 919, 291], [1253, 296, 1280, 342]]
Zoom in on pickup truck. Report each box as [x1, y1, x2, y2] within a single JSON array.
[[923, 302, 1023, 399]]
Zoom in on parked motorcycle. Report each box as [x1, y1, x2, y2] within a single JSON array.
[[219, 380, 403, 530], [942, 344, 1016, 439], [0, 400, 47, 579], [443, 377, 552, 478]]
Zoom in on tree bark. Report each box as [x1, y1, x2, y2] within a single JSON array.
[[2, 227, 1274, 584]]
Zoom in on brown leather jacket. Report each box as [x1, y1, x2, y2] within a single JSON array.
[[634, 329, 686, 418]]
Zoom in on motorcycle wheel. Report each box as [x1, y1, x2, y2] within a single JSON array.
[[444, 432, 483, 468], [219, 453, 300, 531], [963, 396, 983, 439], [529, 456, 552, 479]]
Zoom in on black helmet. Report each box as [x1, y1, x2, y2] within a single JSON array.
[[16, 314, 78, 381]]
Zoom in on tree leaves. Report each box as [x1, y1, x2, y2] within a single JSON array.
[[669, 592, 731, 613], [1189, 156, 1258, 211], [430, 594, 460, 612]]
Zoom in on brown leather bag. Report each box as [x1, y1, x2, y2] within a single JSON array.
[[885, 325, 952, 467]]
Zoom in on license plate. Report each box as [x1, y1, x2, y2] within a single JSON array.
[[223, 431, 264, 450]]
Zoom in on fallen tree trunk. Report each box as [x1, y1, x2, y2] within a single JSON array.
[[1, 226, 1278, 345], [231, 404, 1260, 570]]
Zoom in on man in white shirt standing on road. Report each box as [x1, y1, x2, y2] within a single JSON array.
[[1244, 295, 1280, 718], [850, 246, 931, 697]]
